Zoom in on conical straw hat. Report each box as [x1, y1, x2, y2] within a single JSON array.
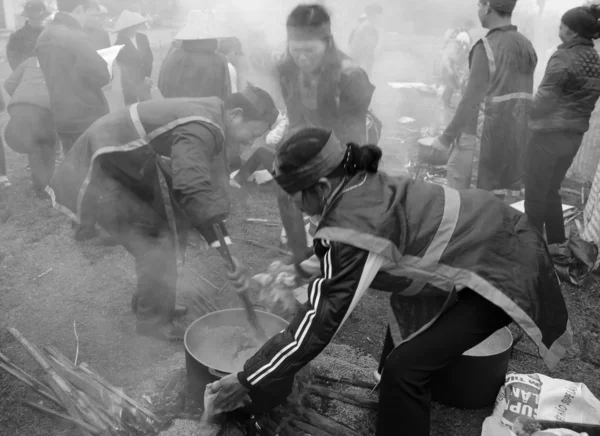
[[113, 10, 149, 33], [175, 10, 234, 40]]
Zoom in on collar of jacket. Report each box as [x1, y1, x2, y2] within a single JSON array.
[[485, 24, 518, 37], [53, 12, 82, 30], [559, 36, 594, 50]]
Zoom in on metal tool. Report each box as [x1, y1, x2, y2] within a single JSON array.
[[212, 224, 267, 341]]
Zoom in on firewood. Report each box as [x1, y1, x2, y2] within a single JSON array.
[[23, 401, 102, 435], [78, 363, 159, 422], [46, 353, 124, 418], [281, 407, 361, 436], [289, 419, 335, 436], [306, 385, 378, 410], [7, 328, 95, 436], [235, 237, 292, 256], [314, 374, 376, 390], [0, 351, 61, 405]]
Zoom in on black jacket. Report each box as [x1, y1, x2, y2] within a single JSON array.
[[6, 22, 43, 71], [115, 31, 153, 85], [35, 13, 110, 135], [158, 40, 231, 99], [530, 37, 600, 133]]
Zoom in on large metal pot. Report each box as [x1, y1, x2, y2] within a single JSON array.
[[431, 327, 513, 409], [184, 309, 289, 408]]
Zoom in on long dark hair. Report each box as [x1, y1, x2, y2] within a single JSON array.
[[279, 4, 343, 77]]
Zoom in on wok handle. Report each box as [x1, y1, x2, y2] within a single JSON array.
[[213, 224, 235, 271]]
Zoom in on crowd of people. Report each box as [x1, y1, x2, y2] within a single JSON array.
[[0, 0, 598, 434]]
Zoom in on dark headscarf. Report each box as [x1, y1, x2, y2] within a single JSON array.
[[562, 6, 600, 40], [489, 0, 518, 14]]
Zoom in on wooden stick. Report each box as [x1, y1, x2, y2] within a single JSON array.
[[0, 363, 61, 405], [314, 374, 376, 390], [292, 408, 362, 436], [33, 268, 53, 281], [78, 363, 159, 422], [23, 401, 102, 435], [306, 385, 378, 410], [290, 419, 335, 436], [0, 351, 59, 402], [7, 328, 94, 436], [234, 238, 291, 256], [183, 266, 220, 291]]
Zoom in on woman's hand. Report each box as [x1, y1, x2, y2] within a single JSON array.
[[204, 373, 251, 418], [227, 256, 257, 294]]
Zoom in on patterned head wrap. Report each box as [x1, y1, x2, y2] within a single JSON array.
[[273, 132, 345, 194]]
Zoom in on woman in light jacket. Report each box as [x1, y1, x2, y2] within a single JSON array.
[[4, 56, 57, 197]]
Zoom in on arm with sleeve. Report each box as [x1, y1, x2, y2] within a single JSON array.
[[238, 240, 370, 390], [336, 67, 375, 145], [439, 42, 490, 147], [530, 50, 570, 119], [4, 61, 26, 96], [170, 122, 230, 245], [75, 38, 111, 90], [6, 32, 25, 71]]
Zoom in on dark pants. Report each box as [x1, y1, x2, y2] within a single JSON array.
[[234, 147, 275, 183], [0, 136, 6, 177], [5, 105, 58, 192], [376, 290, 511, 436], [91, 162, 177, 327], [524, 130, 583, 245]]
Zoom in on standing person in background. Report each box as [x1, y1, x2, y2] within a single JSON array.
[[4, 57, 57, 198], [433, 0, 537, 197], [348, 3, 383, 76], [114, 10, 153, 106], [84, 2, 111, 50], [277, 3, 376, 271], [6, 1, 50, 71], [36, 0, 110, 155], [0, 91, 9, 189], [440, 20, 475, 111], [37, 0, 111, 241], [158, 10, 231, 99], [525, 5, 600, 245], [218, 37, 244, 93]]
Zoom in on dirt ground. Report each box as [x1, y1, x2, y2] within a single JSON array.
[[1, 28, 600, 436]]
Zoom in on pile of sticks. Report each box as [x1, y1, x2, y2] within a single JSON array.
[[0, 328, 162, 436]]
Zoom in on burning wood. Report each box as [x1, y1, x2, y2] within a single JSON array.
[[1, 328, 162, 436]]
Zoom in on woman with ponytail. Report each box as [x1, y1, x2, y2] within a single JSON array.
[[525, 4, 600, 245], [210, 127, 571, 436]]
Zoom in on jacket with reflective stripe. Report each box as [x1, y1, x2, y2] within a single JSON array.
[[239, 172, 571, 392], [47, 97, 230, 232], [475, 25, 537, 194]]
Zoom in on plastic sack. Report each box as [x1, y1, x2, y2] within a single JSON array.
[[548, 236, 598, 286], [481, 373, 600, 436]]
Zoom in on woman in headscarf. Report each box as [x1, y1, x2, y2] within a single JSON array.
[[208, 127, 571, 436], [525, 4, 600, 245], [275, 3, 380, 272], [114, 10, 153, 106], [4, 56, 57, 198]]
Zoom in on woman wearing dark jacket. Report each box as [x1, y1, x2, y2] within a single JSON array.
[[525, 5, 600, 245], [157, 10, 231, 99], [208, 128, 571, 436], [114, 11, 153, 106], [4, 57, 57, 197], [276, 3, 377, 272]]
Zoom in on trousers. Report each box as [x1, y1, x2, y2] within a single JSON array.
[[445, 134, 477, 190], [376, 290, 511, 436], [5, 104, 58, 192], [92, 159, 177, 327], [122, 78, 152, 106], [524, 130, 583, 245]]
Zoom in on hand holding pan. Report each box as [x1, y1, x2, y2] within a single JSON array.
[[212, 224, 267, 341]]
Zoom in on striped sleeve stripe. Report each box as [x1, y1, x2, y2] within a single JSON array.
[[246, 246, 333, 385]]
